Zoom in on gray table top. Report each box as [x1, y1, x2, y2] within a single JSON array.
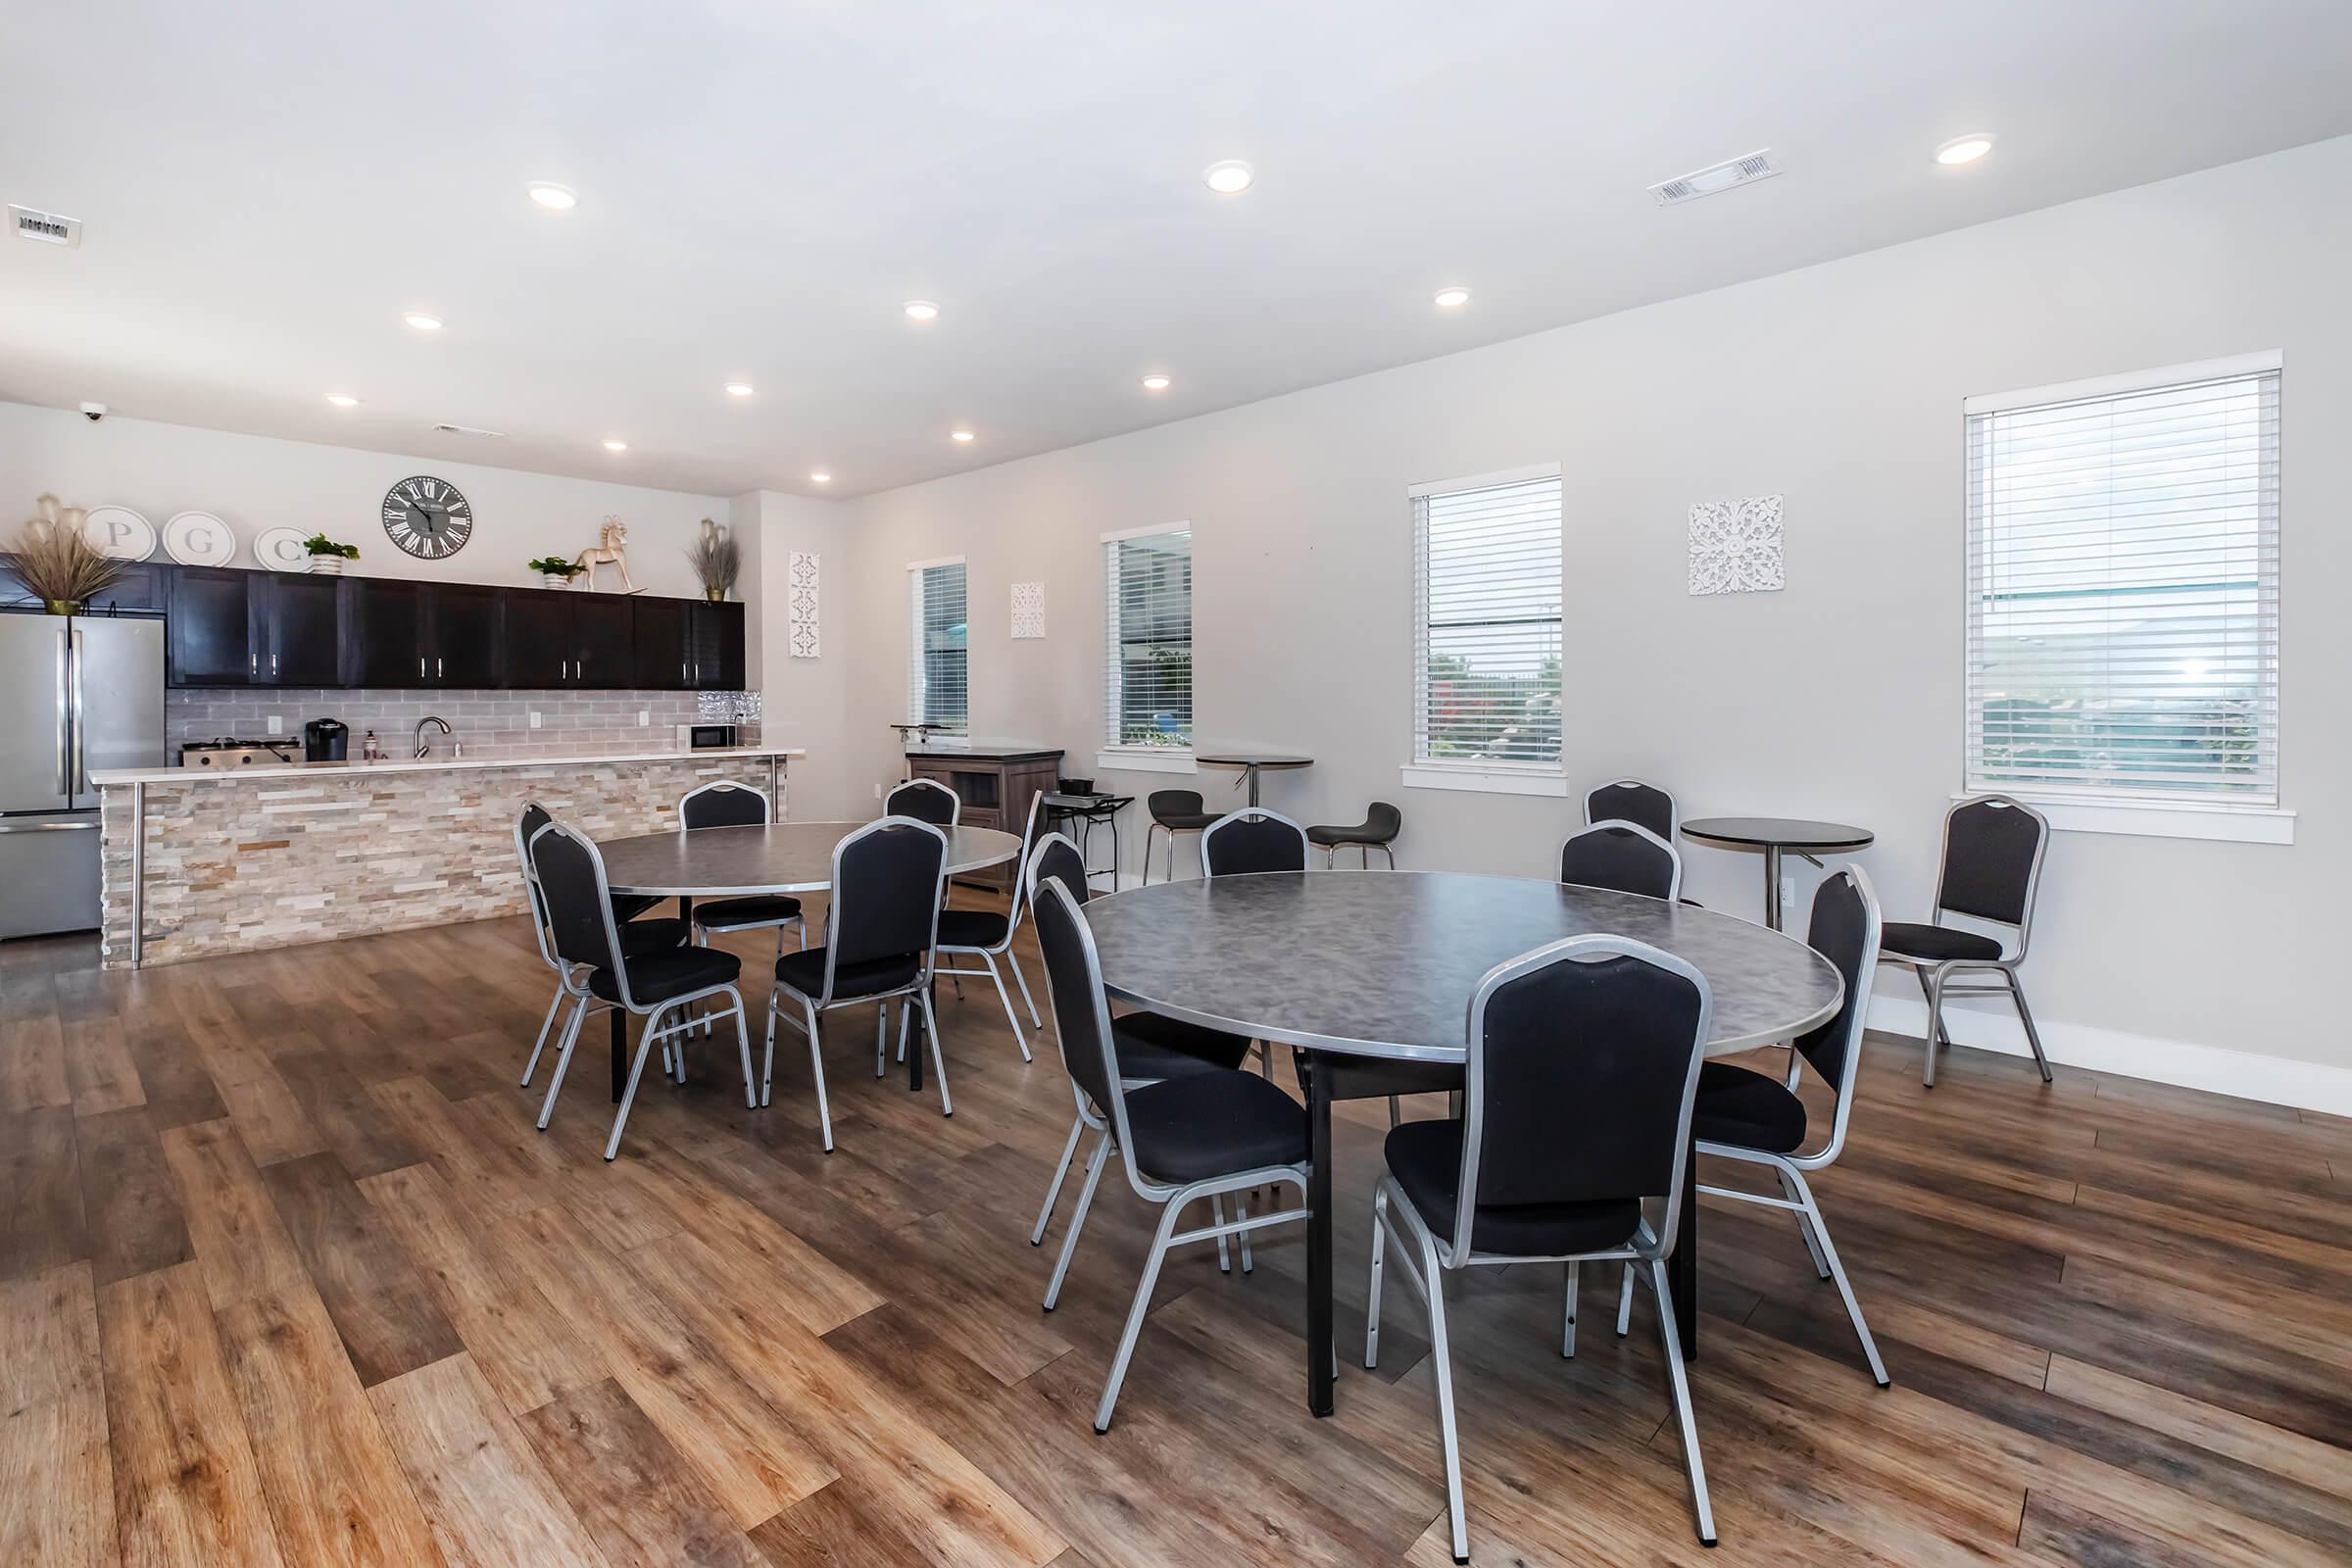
[[1196, 753, 1314, 769], [1084, 870, 1842, 1062], [1682, 816, 1875, 851], [596, 820, 1024, 896]]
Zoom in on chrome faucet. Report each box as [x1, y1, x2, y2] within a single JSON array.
[[414, 715, 452, 758]]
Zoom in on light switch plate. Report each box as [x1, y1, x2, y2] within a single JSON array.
[[638, 710, 649, 726], [266, 714, 283, 733]]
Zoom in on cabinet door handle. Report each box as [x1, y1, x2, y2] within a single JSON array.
[[419, 657, 427, 679], [692, 662, 700, 683], [270, 652, 278, 676], [437, 657, 444, 679], [681, 661, 687, 683], [250, 653, 257, 676]]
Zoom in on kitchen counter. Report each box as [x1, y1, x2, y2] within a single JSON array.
[[89, 744, 803, 787]]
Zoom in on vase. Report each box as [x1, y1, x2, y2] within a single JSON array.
[[44, 599, 79, 616], [307, 557, 344, 575], [542, 572, 571, 589], [704, 587, 727, 603]]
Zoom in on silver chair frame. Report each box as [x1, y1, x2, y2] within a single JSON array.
[[883, 776, 961, 825], [763, 815, 955, 1150], [935, 793, 1046, 1056], [513, 802, 592, 1091], [525, 821, 757, 1161], [1199, 806, 1311, 876], [1141, 819, 1206, 884], [1875, 794, 2051, 1087], [1364, 936, 1717, 1558], [1029, 875, 1308, 1434], [1616, 863, 1889, 1388], [1583, 776, 1681, 841], [1557, 817, 1684, 902], [675, 780, 807, 1064]]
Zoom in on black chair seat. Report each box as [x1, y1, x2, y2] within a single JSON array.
[[1318, 1055, 1463, 1102], [1881, 921, 2003, 963], [1386, 1119, 1642, 1255], [694, 894, 803, 930], [1691, 1061, 1808, 1153], [1113, 1009, 1253, 1071], [1111, 1028, 1238, 1084], [1152, 811, 1217, 832], [617, 917, 690, 957], [611, 894, 664, 922], [936, 908, 1010, 950], [1307, 822, 1392, 847], [590, 945, 740, 1004], [775, 946, 921, 1002], [1124, 1071, 1307, 1184]]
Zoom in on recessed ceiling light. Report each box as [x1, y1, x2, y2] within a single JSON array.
[[1433, 286, 1471, 309], [601, 438, 627, 452], [950, 429, 975, 443], [724, 381, 755, 398], [904, 300, 940, 322], [1936, 134, 1995, 167], [1141, 373, 1172, 391], [402, 312, 443, 331], [809, 471, 832, 484], [1201, 160, 1254, 195], [324, 392, 361, 408], [527, 182, 578, 210]]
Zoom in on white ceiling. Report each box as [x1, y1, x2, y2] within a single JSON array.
[[4, 1, 2349, 499]]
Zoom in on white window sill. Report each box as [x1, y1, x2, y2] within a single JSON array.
[[1956, 793, 2294, 846], [1097, 749, 1197, 776], [1401, 762, 1569, 799]]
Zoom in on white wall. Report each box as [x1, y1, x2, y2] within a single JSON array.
[[829, 136, 2352, 1105], [741, 489, 859, 820]]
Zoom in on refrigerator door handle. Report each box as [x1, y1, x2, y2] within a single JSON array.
[[70, 628, 86, 795], [56, 626, 72, 795]]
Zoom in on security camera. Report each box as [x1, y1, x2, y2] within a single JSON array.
[[77, 402, 106, 422]]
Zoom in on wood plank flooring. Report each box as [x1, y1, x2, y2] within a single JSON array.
[[3, 902, 2348, 1565]]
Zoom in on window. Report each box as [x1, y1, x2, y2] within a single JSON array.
[[1965, 355, 2279, 819], [907, 557, 967, 733], [1410, 466, 1563, 779], [1102, 525, 1192, 752]]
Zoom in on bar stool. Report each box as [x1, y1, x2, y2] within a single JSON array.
[[1143, 789, 1216, 884], [1306, 801, 1401, 867]]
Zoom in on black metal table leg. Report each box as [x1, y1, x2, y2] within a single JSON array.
[[1306, 1051, 1334, 1415], [908, 988, 927, 1093], [1670, 1124, 1698, 1357], [610, 1007, 626, 1102]]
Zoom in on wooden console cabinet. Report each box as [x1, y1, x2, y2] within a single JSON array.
[[905, 743, 1063, 891]]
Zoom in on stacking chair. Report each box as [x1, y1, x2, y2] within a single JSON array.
[[1142, 789, 1216, 883], [1877, 795, 2052, 1086], [1306, 801, 1402, 867], [1558, 819, 1682, 901], [1200, 807, 1309, 875], [764, 816, 953, 1150], [679, 780, 805, 955], [512, 801, 687, 1091], [1028, 875, 1310, 1432], [1584, 778, 1679, 842], [935, 792, 1046, 1054], [1621, 865, 1888, 1386], [884, 776, 960, 826], [1365, 937, 1718, 1555], [526, 821, 755, 1160]]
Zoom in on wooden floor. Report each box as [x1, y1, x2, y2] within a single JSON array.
[[5, 899, 2351, 1567]]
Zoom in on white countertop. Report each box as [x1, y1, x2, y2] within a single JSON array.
[[91, 746, 805, 787]]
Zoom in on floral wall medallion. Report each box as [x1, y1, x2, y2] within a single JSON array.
[[788, 550, 821, 658], [1010, 580, 1046, 639], [1688, 495, 1785, 595]]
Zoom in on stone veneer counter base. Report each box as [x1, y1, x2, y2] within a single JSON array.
[[97, 751, 797, 970]]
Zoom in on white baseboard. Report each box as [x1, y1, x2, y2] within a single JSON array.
[[1865, 993, 2352, 1117]]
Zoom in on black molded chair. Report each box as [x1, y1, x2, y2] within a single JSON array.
[[527, 821, 754, 1161], [1200, 808, 1309, 876], [885, 777, 960, 826], [1143, 789, 1216, 883], [1558, 819, 1682, 901], [764, 816, 954, 1149], [1584, 778, 1679, 842], [1877, 795, 2052, 1087], [935, 792, 1046, 1053], [512, 801, 686, 1091], [1366, 936, 1717, 1555], [1626, 863, 1888, 1387], [1306, 801, 1401, 867], [1029, 875, 1309, 1432]]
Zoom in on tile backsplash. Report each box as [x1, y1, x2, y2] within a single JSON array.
[[168, 688, 759, 760]]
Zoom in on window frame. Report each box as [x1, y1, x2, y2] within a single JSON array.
[[906, 554, 969, 736], [1098, 522, 1197, 774]]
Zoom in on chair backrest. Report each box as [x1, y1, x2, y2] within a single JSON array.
[[1558, 819, 1682, 901], [885, 777, 960, 827], [1454, 937, 1712, 1264], [527, 820, 622, 982], [1002, 792, 1049, 933], [680, 779, 770, 829], [512, 801, 561, 970], [1791, 865, 1882, 1160], [820, 817, 948, 1001], [1027, 831, 1093, 907], [1147, 789, 1204, 825], [1584, 778, 1678, 842], [1360, 801, 1403, 843], [1201, 808, 1309, 876], [1029, 876, 1130, 1153], [1935, 796, 2047, 942]]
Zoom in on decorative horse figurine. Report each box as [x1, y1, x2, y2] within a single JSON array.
[[572, 515, 642, 593]]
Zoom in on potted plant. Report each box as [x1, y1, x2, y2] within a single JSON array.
[[686, 518, 739, 603], [10, 496, 121, 613], [304, 533, 360, 574], [530, 555, 585, 589]]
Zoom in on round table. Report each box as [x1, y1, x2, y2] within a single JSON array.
[[1083, 869, 1842, 1415], [1681, 816, 1875, 932], [596, 820, 1025, 1097], [1196, 752, 1313, 807]]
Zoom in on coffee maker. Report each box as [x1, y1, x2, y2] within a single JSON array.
[[303, 717, 349, 762]]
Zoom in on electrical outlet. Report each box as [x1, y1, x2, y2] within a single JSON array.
[[1779, 875, 1796, 912], [637, 710, 650, 726], [528, 710, 543, 729], [874, 781, 885, 800], [266, 714, 283, 734]]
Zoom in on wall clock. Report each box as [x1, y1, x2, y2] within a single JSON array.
[[381, 475, 473, 560]]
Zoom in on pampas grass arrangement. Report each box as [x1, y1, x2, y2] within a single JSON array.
[[686, 516, 740, 602], [12, 495, 122, 612]]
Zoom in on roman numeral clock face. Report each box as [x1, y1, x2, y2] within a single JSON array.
[[381, 475, 474, 560]]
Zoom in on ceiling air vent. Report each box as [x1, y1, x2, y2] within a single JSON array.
[[1648, 149, 1783, 207], [431, 422, 506, 439], [9, 205, 82, 247]]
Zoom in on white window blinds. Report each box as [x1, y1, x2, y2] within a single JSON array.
[[1965, 359, 2279, 806], [907, 559, 967, 732], [1102, 527, 1192, 749], [1412, 467, 1563, 766]]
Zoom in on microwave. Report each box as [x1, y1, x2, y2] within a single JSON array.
[[676, 722, 742, 750]]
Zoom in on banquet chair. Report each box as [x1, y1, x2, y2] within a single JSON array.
[[884, 776, 961, 826], [1583, 778, 1679, 842], [512, 801, 687, 1090], [1558, 819, 1683, 901], [935, 792, 1047, 1054], [1200, 807, 1309, 875]]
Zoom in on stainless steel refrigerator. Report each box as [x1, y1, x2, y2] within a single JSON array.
[[0, 614, 166, 939]]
